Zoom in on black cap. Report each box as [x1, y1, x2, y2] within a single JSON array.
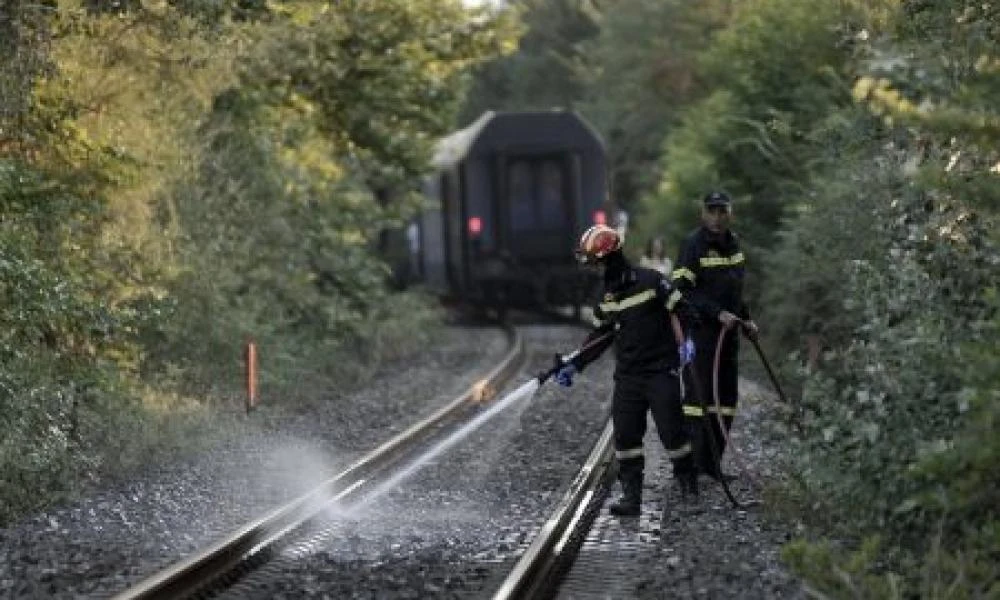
[[703, 191, 731, 207]]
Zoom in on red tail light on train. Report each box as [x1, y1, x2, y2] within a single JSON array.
[[468, 216, 483, 237]]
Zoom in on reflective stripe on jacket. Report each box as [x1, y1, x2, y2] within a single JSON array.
[[672, 227, 749, 324], [573, 266, 686, 375]]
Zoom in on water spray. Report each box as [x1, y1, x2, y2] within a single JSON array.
[[350, 332, 614, 510], [349, 378, 542, 509]]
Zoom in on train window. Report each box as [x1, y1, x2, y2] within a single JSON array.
[[509, 160, 534, 232], [538, 160, 564, 227], [507, 157, 567, 232]]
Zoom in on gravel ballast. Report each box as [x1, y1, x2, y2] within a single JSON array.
[[211, 324, 616, 599], [0, 325, 509, 599], [629, 378, 804, 599]]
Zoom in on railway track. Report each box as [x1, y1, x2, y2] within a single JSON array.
[[109, 329, 610, 600], [113, 326, 527, 600], [111, 323, 634, 600], [114, 321, 792, 600], [105, 322, 800, 599], [493, 421, 614, 599]]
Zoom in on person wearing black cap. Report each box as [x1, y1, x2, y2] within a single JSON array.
[[671, 191, 758, 481]]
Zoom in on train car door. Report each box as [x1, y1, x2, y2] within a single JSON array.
[[502, 154, 575, 261], [440, 171, 460, 292]]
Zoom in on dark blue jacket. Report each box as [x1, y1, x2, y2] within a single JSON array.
[[572, 261, 687, 376], [672, 227, 750, 324]]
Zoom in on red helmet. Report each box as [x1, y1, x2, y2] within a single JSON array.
[[576, 224, 622, 264]]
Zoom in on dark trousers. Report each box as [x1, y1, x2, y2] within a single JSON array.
[[682, 325, 739, 475], [612, 369, 694, 483]]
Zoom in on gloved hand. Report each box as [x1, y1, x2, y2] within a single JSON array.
[[718, 310, 739, 329], [741, 319, 759, 340], [678, 338, 695, 367], [554, 362, 577, 387]]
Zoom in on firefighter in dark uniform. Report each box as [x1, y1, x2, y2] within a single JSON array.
[[552, 224, 698, 516], [672, 191, 759, 481]]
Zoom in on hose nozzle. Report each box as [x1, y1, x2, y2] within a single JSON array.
[[537, 353, 568, 384]]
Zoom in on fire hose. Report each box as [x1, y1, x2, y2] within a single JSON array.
[[539, 319, 792, 510], [694, 319, 796, 509], [536, 330, 614, 385]]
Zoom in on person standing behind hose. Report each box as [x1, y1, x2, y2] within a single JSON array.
[[551, 224, 698, 517], [672, 191, 759, 481], [639, 236, 673, 276]]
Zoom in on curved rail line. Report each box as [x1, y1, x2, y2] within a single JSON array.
[[492, 420, 615, 600], [114, 326, 524, 600]]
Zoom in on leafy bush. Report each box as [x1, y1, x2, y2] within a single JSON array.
[[758, 108, 889, 393], [0, 160, 148, 521], [785, 152, 1000, 592], [139, 2, 515, 399]]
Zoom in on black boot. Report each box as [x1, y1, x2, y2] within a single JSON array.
[[701, 461, 737, 483], [609, 474, 642, 517], [677, 470, 699, 504]]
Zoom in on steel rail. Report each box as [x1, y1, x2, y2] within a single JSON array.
[[114, 326, 524, 600], [493, 419, 615, 600]]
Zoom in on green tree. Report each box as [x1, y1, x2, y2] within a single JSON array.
[[0, 0, 53, 154], [150, 0, 518, 390], [759, 108, 884, 363], [581, 0, 732, 213], [643, 0, 866, 257], [459, 0, 599, 124], [0, 1, 233, 520], [767, 1, 1000, 595]]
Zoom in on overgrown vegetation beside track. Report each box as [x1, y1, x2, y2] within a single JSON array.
[[468, 0, 999, 596], [0, 0, 515, 525]]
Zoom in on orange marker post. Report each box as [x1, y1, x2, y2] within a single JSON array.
[[246, 340, 258, 413]]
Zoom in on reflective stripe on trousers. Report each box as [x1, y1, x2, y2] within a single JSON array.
[[683, 405, 737, 417], [615, 447, 644, 460]]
